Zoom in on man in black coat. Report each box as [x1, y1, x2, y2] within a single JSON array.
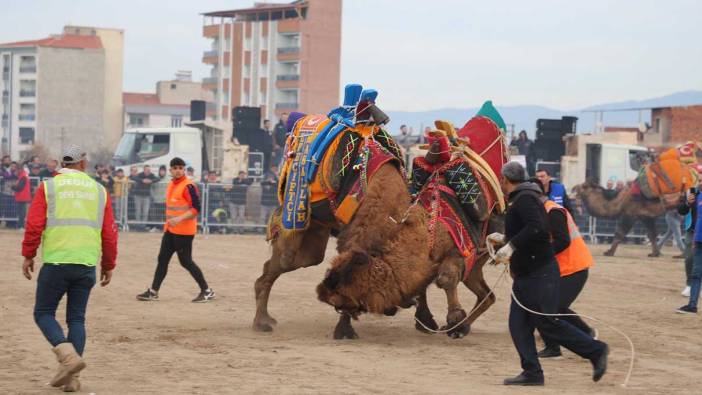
[[488, 161, 609, 386]]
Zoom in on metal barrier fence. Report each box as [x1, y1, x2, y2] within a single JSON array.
[[0, 175, 676, 242]]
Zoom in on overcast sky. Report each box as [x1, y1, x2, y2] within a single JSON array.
[[1, 0, 700, 111]]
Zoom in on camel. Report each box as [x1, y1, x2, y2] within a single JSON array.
[[572, 181, 675, 257], [255, 156, 501, 339]]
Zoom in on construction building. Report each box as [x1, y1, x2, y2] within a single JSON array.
[[201, 0, 342, 124]]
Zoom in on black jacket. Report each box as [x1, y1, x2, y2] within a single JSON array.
[[678, 191, 699, 235], [505, 182, 555, 277]]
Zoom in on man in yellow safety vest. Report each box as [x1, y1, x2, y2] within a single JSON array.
[[21, 144, 118, 392]]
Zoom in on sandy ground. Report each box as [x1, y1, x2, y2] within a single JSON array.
[[0, 229, 700, 394]]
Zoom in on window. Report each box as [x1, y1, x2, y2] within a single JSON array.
[[19, 127, 34, 144], [655, 118, 661, 133], [171, 116, 182, 127], [170, 83, 177, 90], [129, 113, 148, 127], [135, 133, 170, 161]]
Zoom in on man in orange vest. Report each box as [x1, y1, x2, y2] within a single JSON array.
[[531, 177, 597, 358], [136, 157, 215, 302]]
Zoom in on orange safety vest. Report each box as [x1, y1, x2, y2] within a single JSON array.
[[544, 200, 594, 277], [164, 177, 198, 235]]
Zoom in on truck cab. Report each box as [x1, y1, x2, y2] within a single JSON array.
[[584, 143, 648, 187], [112, 127, 202, 177]]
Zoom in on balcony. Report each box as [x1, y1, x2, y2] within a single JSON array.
[[275, 102, 298, 110], [203, 50, 218, 58], [276, 74, 300, 81], [19, 90, 36, 98], [19, 65, 36, 73], [18, 114, 36, 121], [202, 76, 218, 85], [277, 47, 300, 55]]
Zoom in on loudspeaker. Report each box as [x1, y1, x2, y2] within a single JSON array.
[[190, 100, 206, 122], [536, 119, 562, 131], [536, 129, 564, 140], [561, 116, 578, 134], [232, 106, 261, 146]]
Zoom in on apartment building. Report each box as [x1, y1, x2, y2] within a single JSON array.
[[201, 0, 342, 124], [0, 26, 124, 159], [124, 71, 210, 128]]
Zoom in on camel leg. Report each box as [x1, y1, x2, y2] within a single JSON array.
[[333, 313, 359, 340], [642, 217, 661, 257], [603, 216, 634, 256], [462, 256, 496, 327], [436, 258, 470, 339], [414, 287, 439, 334], [253, 224, 331, 332]]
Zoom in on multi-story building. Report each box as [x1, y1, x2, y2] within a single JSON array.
[[0, 26, 124, 159], [123, 71, 210, 129], [201, 0, 341, 124], [643, 104, 702, 147]]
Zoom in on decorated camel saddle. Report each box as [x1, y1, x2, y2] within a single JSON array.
[[636, 147, 699, 201], [275, 84, 403, 235], [410, 101, 509, 280]]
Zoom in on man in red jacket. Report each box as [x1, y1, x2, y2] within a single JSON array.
[[12, 164, 32, 228], [22, 145, 118, 392]]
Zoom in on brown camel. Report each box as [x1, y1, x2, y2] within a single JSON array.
[[572, 181, 675, 257], [255, 152, 501, 339]]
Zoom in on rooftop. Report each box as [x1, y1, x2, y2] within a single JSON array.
[[203, 1, 307, 19], [0, 34, 103, 49], [123, 92, 189, 108]]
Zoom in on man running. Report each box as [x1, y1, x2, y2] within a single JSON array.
[[137, 157, 215, 302]]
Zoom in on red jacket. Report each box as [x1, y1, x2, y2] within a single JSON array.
[[13, 170, 31, 202], [22, 181, 118, 271]]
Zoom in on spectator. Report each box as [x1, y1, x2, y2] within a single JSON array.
[[132, 165, 159, 228], [1, 158, 17, 226], [28, 164, 42, 195], [678, 178, 701, 298], [113, 168, 128, 221], [29, 155, 41, 167], [205, 172, 227, 232], [149, 165, 169, 229], [12, 163, 31, 229], [535, 169, 573, 214], [38, 159, 59, 178], [265, 165, 279, 182], [186, 166, 195, 180], [615, 180, 625, 191], [603, 179, 618, 200], [260, 173, 279, 226], [273, 113, 289, 166], [510, 130, 533, 156], [677, 177, 702, 314], [127, 165, 138, 220], [396, 124, 420, 151], [261, 119, 274, 172], [95, 169, 114, 196], [229, 171, 251, 226], [29, 163, 42, 178]]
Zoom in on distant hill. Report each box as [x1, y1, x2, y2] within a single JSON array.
[[386, 90, 702, 138]]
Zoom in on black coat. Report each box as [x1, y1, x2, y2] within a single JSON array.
[[505, 182, 556, 277]]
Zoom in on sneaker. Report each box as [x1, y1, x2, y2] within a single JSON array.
[[676, 305, 697, 314], [192, 288, 215, 303], [136, 288, 158, 301], [682, 286, 691, 297], [537, 346, 562, 358]]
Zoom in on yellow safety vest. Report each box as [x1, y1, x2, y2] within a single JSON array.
[[42, 172, 107, 266]]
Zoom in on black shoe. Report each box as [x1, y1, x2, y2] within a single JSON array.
[[537, 345, 562, 358], [503, 373, 544, 386], [136, 288, 158, 301], [192, 288, 215, 303], [676, 304, 697, 314], [591, 343, 609, 382]]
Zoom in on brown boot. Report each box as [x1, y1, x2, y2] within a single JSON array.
[[50, 343, 86, 387], [63, 374, 80, 392]]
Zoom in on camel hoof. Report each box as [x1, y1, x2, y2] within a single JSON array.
[[648, 252, 661, 258], [415, 315, 439, 334], [603, 250, 614, 257], [333, 326, 359, 340], [443, 309, 470, 339], [253, 322, 274, 332]]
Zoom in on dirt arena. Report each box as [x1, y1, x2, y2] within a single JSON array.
[[0, 229, 699, 394]]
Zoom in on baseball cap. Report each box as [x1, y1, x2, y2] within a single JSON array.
[[61, 144, 86, 165]]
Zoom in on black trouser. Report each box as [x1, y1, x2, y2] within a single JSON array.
[[685, 232, 694, 285], [509, 262, 605, 378], [538, 269, 592, 349], [151, 231, 209, 292]]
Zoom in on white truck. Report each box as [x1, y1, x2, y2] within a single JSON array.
[[112, 121, 250, 181]]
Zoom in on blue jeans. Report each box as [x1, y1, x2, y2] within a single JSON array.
[[687, 243, 702, 309], [657, 210, 685, 254], [509, 262, 605, 377], [34, 264, 96, 355]]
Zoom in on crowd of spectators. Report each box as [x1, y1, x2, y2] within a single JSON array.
[[0, 153, 281, 232]]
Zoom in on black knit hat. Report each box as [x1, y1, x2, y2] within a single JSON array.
[[169, 157, 186, 167]]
